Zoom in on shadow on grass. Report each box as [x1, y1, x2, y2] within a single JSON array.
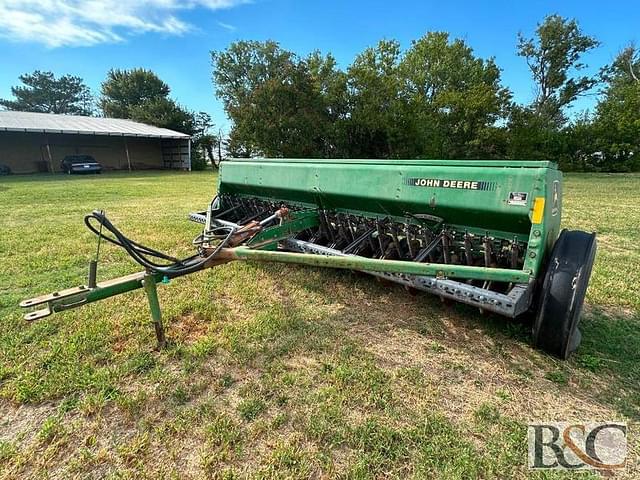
[[269, 264, 640, 419]]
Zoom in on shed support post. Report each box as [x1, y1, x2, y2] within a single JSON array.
[[45, 136, 54, 173], [124, 137, 132, 172], [187, 139, 191, 171]]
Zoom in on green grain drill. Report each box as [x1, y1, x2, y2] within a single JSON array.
[[21, 159, 596, 359]]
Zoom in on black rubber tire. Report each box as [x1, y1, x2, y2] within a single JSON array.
[[532, 229, 597, 359]]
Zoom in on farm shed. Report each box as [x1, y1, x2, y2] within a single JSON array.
[[0, 111, 191, 174]]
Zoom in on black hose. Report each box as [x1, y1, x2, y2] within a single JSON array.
[[84, 210, 235, 276]]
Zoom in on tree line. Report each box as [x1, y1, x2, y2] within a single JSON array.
[[211, 15, 640, 172], [2, 14, 638, 171]]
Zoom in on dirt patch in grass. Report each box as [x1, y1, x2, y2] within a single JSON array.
[[0, 401, 58, 444], [171, 312, 211, 344]]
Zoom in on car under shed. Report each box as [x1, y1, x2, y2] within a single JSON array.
[[0, 111, 191, 174]]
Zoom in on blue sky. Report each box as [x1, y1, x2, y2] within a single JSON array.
[[0, 0, 637, 131]]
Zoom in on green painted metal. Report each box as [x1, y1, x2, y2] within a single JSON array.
[[247, 210, 320, 248], [232, 246, 531, 283], [20, 158, 565, 339], [219, 158, 563, 279], [143, 274, 166, 347], [230, 158, 555, 168], [82, 272, 150, 304], [20, 271, 164, 318]]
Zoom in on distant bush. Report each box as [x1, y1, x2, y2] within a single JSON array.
[[190, 150, 207, 171]]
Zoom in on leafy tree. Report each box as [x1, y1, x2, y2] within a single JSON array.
[[343, 33, 510, 159], [212, 40, 293, 156], [212, 35, 510, 160], [345, 39, 409, 158], [128, 97, 195, 134], [190, 112, 219, 170], [212, 41, 331, 157], [560, 113, 599, 171], [306, 51, 349, 156], [509, 15, 599, 161], [100, 68, 170, 118], [0, 70, 93, 115], [517, 14, 599, 125], [100, 68, 197, 135], [592, 46, 640, 171], [400, 32, 511, 158], [209, 26, 638, 171], [507, 106, 561, 160]]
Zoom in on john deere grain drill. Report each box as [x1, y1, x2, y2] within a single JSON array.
[[21, 159, 596, 359]]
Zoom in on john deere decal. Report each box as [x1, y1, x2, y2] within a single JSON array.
[[406, 178, 497, 191]]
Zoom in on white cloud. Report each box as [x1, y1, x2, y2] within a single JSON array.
[[0, 0, 246, 47]]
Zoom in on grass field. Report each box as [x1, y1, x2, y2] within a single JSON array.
[[0, 171, 639, 479]]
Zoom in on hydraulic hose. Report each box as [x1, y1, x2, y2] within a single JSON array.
[[84, 210, 235, 276]]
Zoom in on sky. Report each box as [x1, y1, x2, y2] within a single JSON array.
[[0, 0, 638, 131]]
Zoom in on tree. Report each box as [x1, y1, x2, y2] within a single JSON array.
[[211, 41, 331, 157], [128, 97, 195, 134], [306, 51, 349, 156], [345, 39, 408, 158], [190, 112, 218, 170], [100, 68, 196, 135], [100, 68, 170, 118], [0, 71, 93, 115], [344, 33, 510, 159], [508, 15, 599, 160], [517, 15, 599, 125], [400, 32, 511, 158], [592, 46, 640, 171], [561, 113, 599, 171]]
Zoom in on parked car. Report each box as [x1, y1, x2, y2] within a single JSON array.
[[0, 164, 11, 175], [61, 155, 102, 174]]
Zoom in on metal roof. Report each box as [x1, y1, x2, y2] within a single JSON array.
[[0, 111, 190, 139]]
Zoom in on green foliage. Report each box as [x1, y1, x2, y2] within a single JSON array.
[[592, 46, 640, 171], [237, 397, 266, 421], [517, 14, 599, 125], [399, 32, 511, 158], [0, 70, 93, 115], [209, 16, 640, 172], [191, 112, 221, 168], [575, 353, 603, 372], [345, 39, 406, 158], [190, 149, 207, 171], [507, 105, 565, 161], [508, 15, 601, 165], [100, 68, 170, 118], [545, 369, 569, 385], [100, 68, 197, 135], [212, 40, 333, 157], [128, 97, 195, 134], [211, 33, 511, 160]]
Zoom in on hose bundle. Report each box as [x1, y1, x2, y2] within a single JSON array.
[[84, 210, 235, 276]]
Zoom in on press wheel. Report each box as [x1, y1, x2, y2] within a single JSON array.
[[532, 229, 597, 359]]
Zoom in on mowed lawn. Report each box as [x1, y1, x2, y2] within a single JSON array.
[[0, 171, 638, 479]]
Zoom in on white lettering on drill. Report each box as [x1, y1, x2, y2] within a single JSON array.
[[408, 178, 485, 190], [414, 178, 441, 187]]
